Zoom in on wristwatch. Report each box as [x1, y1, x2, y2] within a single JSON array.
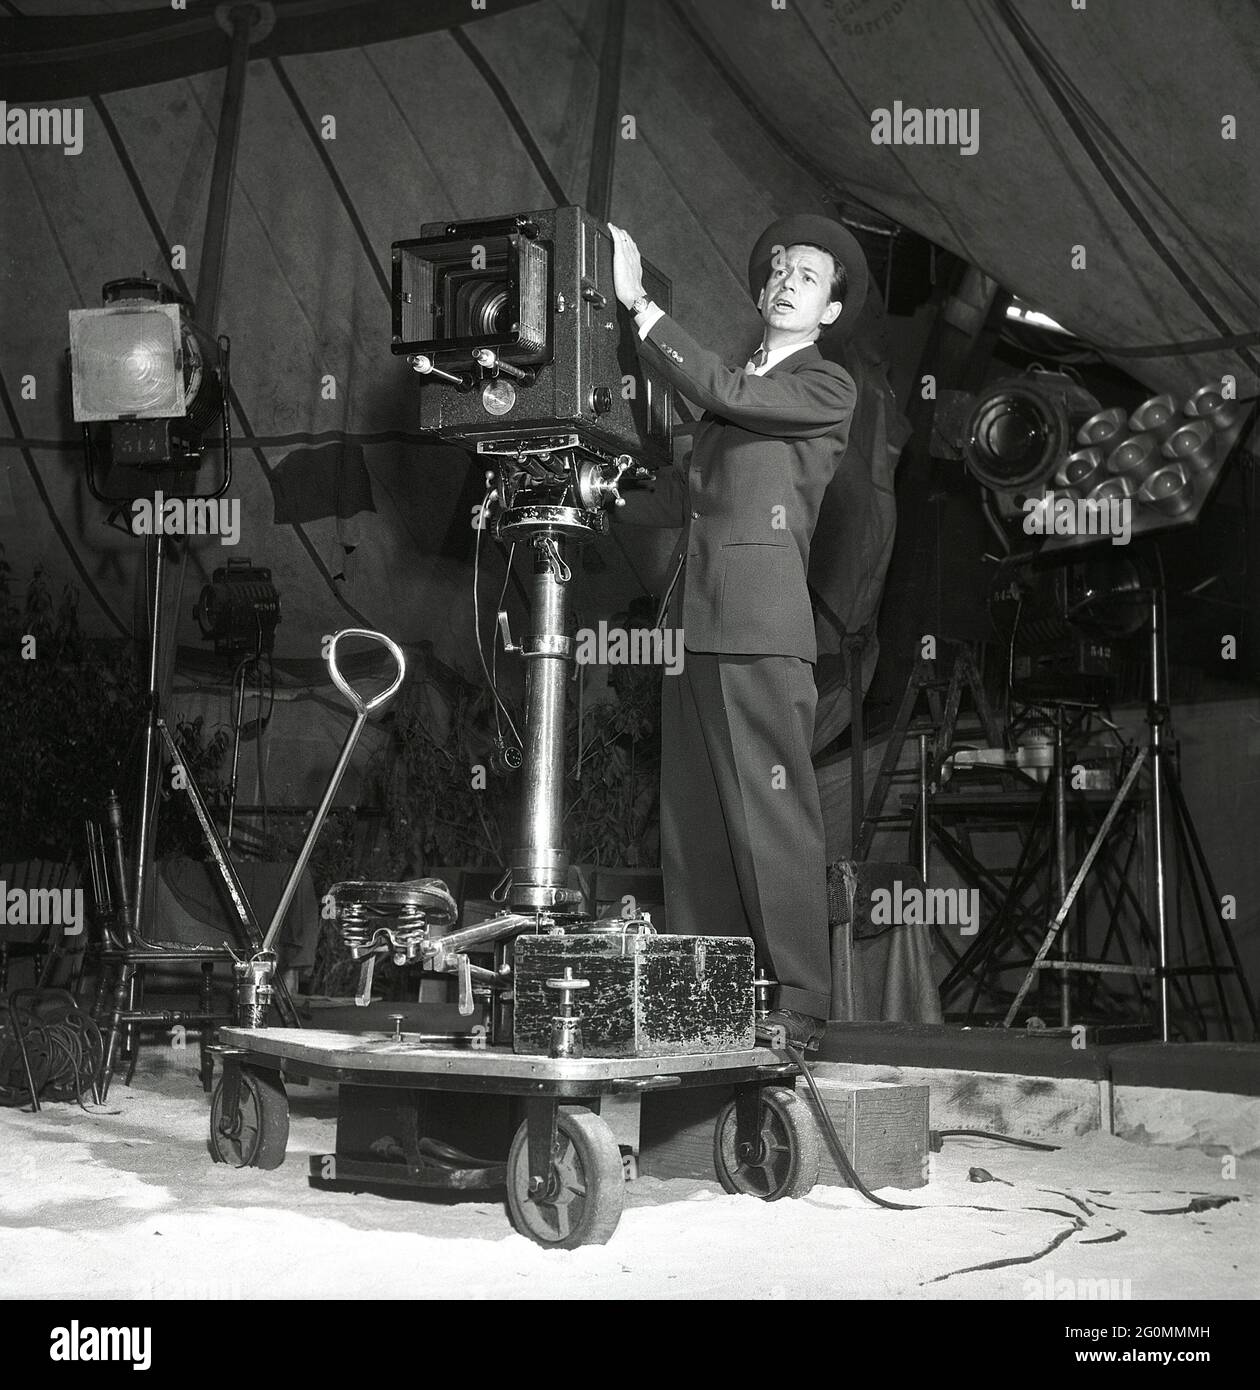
[[630, 292, 651, 314]]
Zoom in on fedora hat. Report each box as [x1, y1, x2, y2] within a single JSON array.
[[747, 213, 870, 337]]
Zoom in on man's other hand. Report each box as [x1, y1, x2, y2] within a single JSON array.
[[608, 222, 646, 309]]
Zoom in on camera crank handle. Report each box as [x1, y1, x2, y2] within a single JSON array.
[[472, 348, 534, 385], [457, 953, 475, 1017], [497, 610, 520, 654], [607, 454, 635, 508], [261, 629, 408, 955], [407, 354, 473, 392]]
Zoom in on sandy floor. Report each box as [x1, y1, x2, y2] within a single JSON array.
[[1, 1058, 1255, 1301]]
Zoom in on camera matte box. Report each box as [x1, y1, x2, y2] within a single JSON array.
[[396, 205, 672, 466], [512, 931, 755, 1058]]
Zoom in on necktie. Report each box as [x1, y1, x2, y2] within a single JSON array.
[[749, 346, 769, 373]]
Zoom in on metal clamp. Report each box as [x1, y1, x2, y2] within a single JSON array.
[[754, 969, 777, 1021], [538, 536, 572, 584]]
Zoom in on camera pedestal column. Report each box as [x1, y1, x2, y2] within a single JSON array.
[[501, 527, 587, 915]]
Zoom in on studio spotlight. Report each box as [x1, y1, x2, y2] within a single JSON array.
[[1043, 379, 1255, 552], [69, 277, 232, 500], [195, 558, 282, 662], [962, 369, 1101, 494]]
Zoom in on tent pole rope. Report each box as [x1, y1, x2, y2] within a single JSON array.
[[449, 26, 569, 207], [585, 0, 627, 224], [993, 0, 1260, 384], [197, 3, 260, 333]]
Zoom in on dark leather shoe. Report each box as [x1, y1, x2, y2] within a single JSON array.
[[757, 1009, 827, 1052]]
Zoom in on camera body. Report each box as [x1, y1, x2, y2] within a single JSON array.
[[391, 205, 672, 465]]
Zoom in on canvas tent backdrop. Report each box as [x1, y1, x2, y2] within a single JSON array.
[[1, 0, 1257, 797]]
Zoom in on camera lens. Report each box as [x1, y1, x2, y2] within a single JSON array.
[[455, 278, 513, 338]]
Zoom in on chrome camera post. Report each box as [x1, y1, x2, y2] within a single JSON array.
[[389, 205, 673, 1024]]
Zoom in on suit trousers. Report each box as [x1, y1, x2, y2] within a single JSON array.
[[660, 649, 832, 1019]]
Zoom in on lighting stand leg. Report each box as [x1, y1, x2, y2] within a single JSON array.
[[225, 658, 251, 849], [916, 731, 930, 885], [1147, 588, 1172, 1041], [1164, 762, 1260, 1040], [1053, 710, 1072, 1028], [130, 533, 167, 937]]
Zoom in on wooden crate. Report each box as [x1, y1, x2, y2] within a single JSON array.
[[638, 1078, 929, 1189]]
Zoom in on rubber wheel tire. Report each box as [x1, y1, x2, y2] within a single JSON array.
[[714, 1085, 820, 1200], [209, 1067, 289, 1170], [506, 1106, 625, 1248]]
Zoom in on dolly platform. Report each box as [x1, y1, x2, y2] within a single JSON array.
[[209, 1027, 819, 1248]]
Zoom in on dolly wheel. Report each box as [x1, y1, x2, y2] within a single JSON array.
[[714, 1085, 820, 1200], [210, 1067, 289, 1170], [506, 1106, 624, 1248]]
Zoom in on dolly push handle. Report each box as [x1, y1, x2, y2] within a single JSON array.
[[326, 628, 407, 716], [261, 630, 408, 955]]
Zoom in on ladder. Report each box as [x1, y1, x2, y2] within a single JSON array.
[[854, 642, 1002, 861]]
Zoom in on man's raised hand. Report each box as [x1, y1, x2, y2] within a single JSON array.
[[607, 222, 646, 310]]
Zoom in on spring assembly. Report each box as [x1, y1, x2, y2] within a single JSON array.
[[339, 910, 432, 965], [329, 878, 458, 966]]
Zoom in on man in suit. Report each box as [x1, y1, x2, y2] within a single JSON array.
[[608, 214, 867, 1049]]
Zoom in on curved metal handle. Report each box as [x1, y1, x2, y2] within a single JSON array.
[[326, 628, 407, 715]]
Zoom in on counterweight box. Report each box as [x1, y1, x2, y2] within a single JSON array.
[[512, 930, 755, 1058]]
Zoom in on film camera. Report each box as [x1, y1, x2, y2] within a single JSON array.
[[391, 205, 674, 919], [390, 205, 672, 470]]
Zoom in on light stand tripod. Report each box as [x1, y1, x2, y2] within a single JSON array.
[[80, 333, 303, 1032], [1001, 582, 1259, 1040]]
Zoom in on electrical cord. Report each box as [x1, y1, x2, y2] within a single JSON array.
[[472, 490, 523, 751], [490, 538, 520, 751], [932, 1128, 1060, 1152], [416, 1136, 501, 1169], [0, 994, 103, 1111], [786, 1043, 920, 1210]]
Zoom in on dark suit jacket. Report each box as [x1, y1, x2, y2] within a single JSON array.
[[624, 312, 857, 662]]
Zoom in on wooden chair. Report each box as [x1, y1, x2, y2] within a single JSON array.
[[85, 825, 240, 1099], [0, 859, 83, 992], [84, 813, 314, 1099]]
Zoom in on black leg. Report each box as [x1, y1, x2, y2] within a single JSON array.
[[124, 968, 143, 1087], [524, 1097, 560, 1194], [91, 959, 109, 1019], [200, 961, 215, 1092], [99, 962, 134, 1102]]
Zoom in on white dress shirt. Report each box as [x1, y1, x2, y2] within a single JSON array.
[[742, 340, 812, 375]]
